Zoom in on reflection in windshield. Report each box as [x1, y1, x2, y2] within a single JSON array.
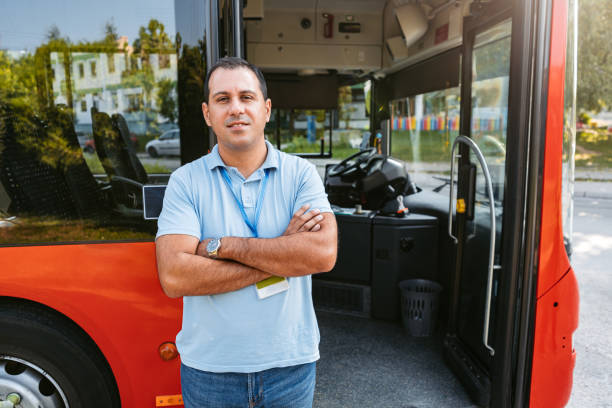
[[390, 87, 460, 193], [265, 82, 370, 158], [0, 0, 207, 245]]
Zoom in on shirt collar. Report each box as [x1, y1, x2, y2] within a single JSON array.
[[206, 140, 279, 172]]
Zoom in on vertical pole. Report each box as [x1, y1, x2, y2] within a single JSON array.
[[276, 109, 281, 150], [232, 0, 244, 58]]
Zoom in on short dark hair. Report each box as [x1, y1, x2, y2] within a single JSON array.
[[203, 57, 268, 103]]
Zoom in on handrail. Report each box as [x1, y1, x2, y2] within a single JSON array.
[[448, 135, 497, 356]]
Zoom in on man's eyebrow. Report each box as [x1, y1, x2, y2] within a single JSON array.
[[211, 89, 257, 98], [212, 91, 229, 98]]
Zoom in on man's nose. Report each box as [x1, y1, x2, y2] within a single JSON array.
[[228, 97, 245, 116]]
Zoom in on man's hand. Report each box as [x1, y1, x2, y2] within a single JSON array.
[[282, 204, 324, 236], [196, 204, 323, 259]]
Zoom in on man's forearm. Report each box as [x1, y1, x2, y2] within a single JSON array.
[[159, 251, 271, 298], [210, 217, 337, 277]]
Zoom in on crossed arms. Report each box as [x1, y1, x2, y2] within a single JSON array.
[[156, 205, 338, 298]]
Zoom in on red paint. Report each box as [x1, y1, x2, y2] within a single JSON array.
[[0, 242, 183, 407], [435, 24, 449, 45], [530, 0, 579, 406]]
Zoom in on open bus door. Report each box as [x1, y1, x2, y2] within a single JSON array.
[[444, 1, 579, 407], [444, 5, 513, 406]]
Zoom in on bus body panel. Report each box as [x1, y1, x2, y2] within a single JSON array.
[[530, 268, 579, 407], [0, 242, 182, 407], [530, 0, 579, 406], [536, 0, 572, 300]]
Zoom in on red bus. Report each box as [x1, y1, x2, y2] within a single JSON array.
[[0, 0, 578, 407]]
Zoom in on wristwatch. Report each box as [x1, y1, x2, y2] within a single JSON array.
[[206, 238, 221, 259]]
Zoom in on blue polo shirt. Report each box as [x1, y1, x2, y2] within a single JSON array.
[[156, 140, 332, 373]]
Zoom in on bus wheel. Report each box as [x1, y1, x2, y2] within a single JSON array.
[[0, 303, 120, 408]]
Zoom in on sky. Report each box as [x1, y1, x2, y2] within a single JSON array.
[[0, 0, 176, 51]]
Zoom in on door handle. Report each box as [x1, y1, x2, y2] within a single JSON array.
[[448, 135, 497, 356]]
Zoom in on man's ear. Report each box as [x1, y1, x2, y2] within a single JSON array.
[[202, 102, 212, 126], [265, 98, 272, 123]]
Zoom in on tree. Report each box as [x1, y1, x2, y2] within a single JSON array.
[[46, 25, 62, 41], [156, 78, 177, 123], [122, 19, 175, 134], [577, 0, 612, 113], [133, 19, 173, 66], [103, 20, 119, 45]]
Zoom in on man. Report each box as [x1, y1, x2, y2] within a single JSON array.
[[155, 57, 338, 408]]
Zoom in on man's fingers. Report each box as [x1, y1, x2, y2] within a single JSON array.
[[299, 214, 323, 232], [298, 208, 320, 224], [311, 224, 321, 232], [293, 204, 311, 218]]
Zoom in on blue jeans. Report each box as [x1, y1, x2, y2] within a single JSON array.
[[180, 362, 316, 408]]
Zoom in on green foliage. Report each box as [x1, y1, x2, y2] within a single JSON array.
[[83, 152, 105, 174], [578, 0, 612, 113], [143, 162, 171, 173], [578, 111, 591, 125], [157, 78, 177, 123], [0, 216, 153, 244], [391, 130, 455, 163], [133, 19, 174, 56], [338, 86, 356, 128], [0, 51, 38, 107], [576, 128, 612, 169]]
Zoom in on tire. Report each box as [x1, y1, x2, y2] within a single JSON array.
[[0, 301, 120, 408], [148, 146, 159, 158]]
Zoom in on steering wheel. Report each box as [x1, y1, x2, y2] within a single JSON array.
[[327, 147, 377, 178]]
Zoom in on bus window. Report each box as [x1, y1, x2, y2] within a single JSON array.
[[0, 0, 182, 245], [265, 82, 370, 159], [266, 108, 331, 156], [562, 0, 578, 252], [389, 86, 460, 193], [470, 20, 511, 205]]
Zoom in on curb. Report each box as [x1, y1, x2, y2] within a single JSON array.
[[574, 190, 612, 200]]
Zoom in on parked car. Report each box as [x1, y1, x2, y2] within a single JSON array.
[[77, 131, 138, 154], [145, 129, 180, 157]]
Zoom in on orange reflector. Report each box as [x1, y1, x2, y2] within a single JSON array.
[[456, 198, 466, 214], [158, 342, 178, 361], [156, 394, 183, 407]]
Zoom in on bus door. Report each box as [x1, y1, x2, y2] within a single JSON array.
[[444, 6, 513, 407]]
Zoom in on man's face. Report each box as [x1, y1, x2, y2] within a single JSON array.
[[202, 67, 271, 153]]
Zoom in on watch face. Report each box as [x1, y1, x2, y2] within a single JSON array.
[[207, 238, 220, 253]]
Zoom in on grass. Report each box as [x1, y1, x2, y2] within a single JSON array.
[[83, 152, 171, 175], [143, 162, 172, 173], [0, 216, 153, 244], [391, 130, 455, 162], [575, 129, 612, 169]]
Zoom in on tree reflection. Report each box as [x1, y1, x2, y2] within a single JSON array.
[[0, 18, 183, 244]]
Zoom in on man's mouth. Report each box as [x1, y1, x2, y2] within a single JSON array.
[[227, 121, 249, 128]]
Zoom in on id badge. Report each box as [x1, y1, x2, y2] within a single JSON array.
[[255, 276, 289, 299]]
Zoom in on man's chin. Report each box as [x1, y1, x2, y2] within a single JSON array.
[[218, 134, 264, 151]]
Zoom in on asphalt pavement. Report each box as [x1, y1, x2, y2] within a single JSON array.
[[566, 188, 612, 408]]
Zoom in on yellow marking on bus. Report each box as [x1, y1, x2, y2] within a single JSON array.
[[456, 198, 466, 214]]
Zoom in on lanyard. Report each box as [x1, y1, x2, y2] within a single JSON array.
[[219, 167, 270, 237]]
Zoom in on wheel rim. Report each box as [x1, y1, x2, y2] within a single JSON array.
[[0, 356, 69, 408]]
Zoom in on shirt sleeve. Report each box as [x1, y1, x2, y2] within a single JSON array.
[[156, 169, 202, 240], [292, 162, 333, 215]]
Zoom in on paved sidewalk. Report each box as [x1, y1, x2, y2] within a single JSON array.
[[574, 181, 612, 200], [575, 169, 611, 199], [575, 169, 612, 181]]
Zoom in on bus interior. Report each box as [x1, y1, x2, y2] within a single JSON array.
[[0, 0, 533, 406]]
